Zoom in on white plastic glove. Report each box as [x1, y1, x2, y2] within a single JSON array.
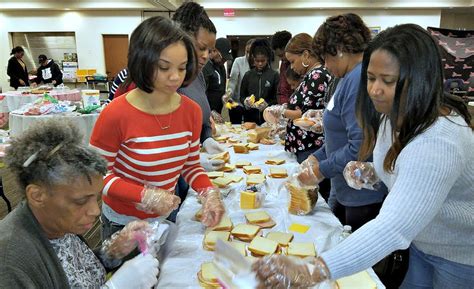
[[202, 137, 225, 155], [297, 155, 325, 186], [200, 153, 225, 171], [299, 109, 324, 133], [135, 186, 181, 216], [105, 254, 159, 289], [256, 99, 268, 111], [343, 161, 381, 190], [199, 187, 225, 227], [243, 96, 254, 109], [263, 104, 286, 124]]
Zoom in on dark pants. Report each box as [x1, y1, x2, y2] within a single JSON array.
[[229, 106, 244, 124], [243, 108, 264, 125], [332, 200, 382, 231]]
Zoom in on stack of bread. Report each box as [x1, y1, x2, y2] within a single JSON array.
[[287, 183, 318, 215], [197, 262, 221, 288]]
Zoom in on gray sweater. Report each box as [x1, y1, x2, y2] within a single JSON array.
[[321, 114, 474, 279], [178, 71, 212, 143], [0, 201, 70, 288]]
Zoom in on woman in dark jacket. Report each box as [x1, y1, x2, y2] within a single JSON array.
[[7, 46, 29, 89]]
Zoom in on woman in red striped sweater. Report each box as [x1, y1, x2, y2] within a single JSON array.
[[90, 16, 225, 239]]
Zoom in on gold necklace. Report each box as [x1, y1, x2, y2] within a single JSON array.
[[146, 95, 173, 130]]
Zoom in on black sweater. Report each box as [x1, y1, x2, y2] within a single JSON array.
[[239, 66, 279, 106], [7, 56, 29, 89], [36, 59, 63, 86]]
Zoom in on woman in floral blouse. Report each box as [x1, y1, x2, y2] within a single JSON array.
[[282, 33, 331, 163]]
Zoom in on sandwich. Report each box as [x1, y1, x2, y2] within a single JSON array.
[[206, 171, 224, 179], [265, 158, 286, 165], [203, 231, 231, 251], [248, 236, 279, 256], [242, 166, 262, 174], [233, 143, 249, 154], [245, 211, 275, 229], [287, 242, 316, 258], [236, 161, 251, 168], [242, 122, 257, 130], [225, 240, 247, 256], [227, 174, 243, 183], [246, 142, 259, 150], [231, 224, 260, 242], [246, 174, 266, 186], [269, 167, 288, 178], [210, 215, 233, 231], [197, 262, 220, 288], [219, 163, 235, 172], [266, 232, 294, 247], [212, 176, 233, 188], [210, 151, 230, 163]]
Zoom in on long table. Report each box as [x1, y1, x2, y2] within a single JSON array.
[[157, 127, 385, 288]]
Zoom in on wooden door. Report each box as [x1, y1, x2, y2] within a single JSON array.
[[103, 34, 129, 78]]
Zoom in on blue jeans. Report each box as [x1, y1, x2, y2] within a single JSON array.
[[399, 245, 474, 289]]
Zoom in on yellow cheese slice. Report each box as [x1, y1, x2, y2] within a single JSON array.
[[289, 223, 310, 234]]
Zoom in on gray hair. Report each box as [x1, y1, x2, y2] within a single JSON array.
[[4, 119, 107, 191]]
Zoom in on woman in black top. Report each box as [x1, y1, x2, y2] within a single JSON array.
[[7, 46, 29, 89]]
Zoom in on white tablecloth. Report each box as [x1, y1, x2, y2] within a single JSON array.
[[9, 113, 99, 144], [0, 89, 81, 113], [157, 127, 385, 288]]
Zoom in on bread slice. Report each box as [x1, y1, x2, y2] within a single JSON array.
[[248, 236, 278, 256], [265, 158, 286, 165], [336, 271, 377, 289], [231, 224, 260, 239], [266, 232, 294, 246], [287, 242, 316, 258], [225, 241, 247, 256], [227, 174, 243, 183], [235, 161, 251, 168], [212, 176, 233, 188], [200, 262, 218, 283], [233, 143, 249, 154], [245, 211, 271, 223], [246, 142, 259, 150], [246, 174, 266, 186], [269, 167, 288, 178], [243, 166, 262, 174], [243, 122, 257, 130], [214, 136, 229, 143], [210, 151, 230, 163], [203, 231, 230, 250], [210, 215, 233, 231], [219, 163, 235, 172], [293, 117, 316, 128], [206, 171, 224, 179]]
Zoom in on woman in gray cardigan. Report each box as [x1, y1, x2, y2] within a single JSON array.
[[0, 120, 158, 289]]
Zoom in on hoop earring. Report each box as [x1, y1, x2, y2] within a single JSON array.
[[302, 62, 309, 68], [338, 52, 343, 58]]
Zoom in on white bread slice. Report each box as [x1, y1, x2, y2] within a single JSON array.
[[236, 161, 251, 168], [245, 211, 271, 223], [219, 163, 235, 172], [266, 232, 294, 246], [225, 241, 247, 256], [246, 174, 266, 186], [336, 271, 377, 289], [287, 242, 316, 257], [269, 167, 288, 178], [248, 236, 278, 256], [200, 262, 218, 283], [265, 158, 286, 165], [204, 231, 230, 247], [227, 174, 243, 183], [206, 171, 224, 179], [243, 166, 262, 174], [210, 215, 233, 231], [210, 151, 230, 163], [231, 224, 260, 238], [212, 176, 232, 188]]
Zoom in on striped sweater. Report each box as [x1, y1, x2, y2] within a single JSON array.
[[90, 94, 212, 220]]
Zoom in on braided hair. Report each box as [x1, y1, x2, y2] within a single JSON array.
[[172, 2, 217, 36]]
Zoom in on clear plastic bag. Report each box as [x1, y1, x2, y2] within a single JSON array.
[[343, 161, 381, 190]]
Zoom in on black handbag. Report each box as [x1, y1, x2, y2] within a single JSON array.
[[373, 249, 410, 289]]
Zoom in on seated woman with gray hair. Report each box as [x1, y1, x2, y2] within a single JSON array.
[[0, 119, 159, 289]]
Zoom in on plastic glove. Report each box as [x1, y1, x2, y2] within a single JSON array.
[[263, 104, 286, 124], [202, 137, 225, 155], [200, 153, 225, 171], [101, 220, 151, 259], [255, 99, 268, 111], [299, 109, 324, 133], [199, 187, 225, 227], [343, 161, 381, 190], [105, 254, 159, 289], [222, 90, 232, 104], [297, 155, 324, 186], [243, 96, 254, 109], [251, 255, 330, 289], [135, 186, 181, 216], [211, 111, 225, 124]]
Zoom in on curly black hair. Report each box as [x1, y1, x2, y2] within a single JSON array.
[[271, 30, 292, 50], [313, 13, 371, 57], [172, 2, 217, 36], [5, 119, 107, 190]]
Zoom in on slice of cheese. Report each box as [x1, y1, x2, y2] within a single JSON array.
[[245, 211, 271, 223], [287, 242, 316, 257], [231, 224, 260, 238], [289, 223, 310, 234], [206, 171, 224, 179], [212, 176, 232, 188], [233, 143, 249, 154], [266, 232, 294, 246], [336, 271, 377, 289], [210, 215, 233, 231], [240, 191, 257, 209], [265, 158, 286, 165], [248, 236, 278, 256], [236, 161, 251, 168], [204, 231, 230, 246], [269, 167, 288, 178]]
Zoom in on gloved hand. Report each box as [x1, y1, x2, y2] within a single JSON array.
[[263, 104, 286, 124], [243, 96, 254, 109], [202, 137, 225, 155], [200, 153, 225, 171], [256, 99, 268, 112], [297, 155, 324, 186], [105, 254, 159, 289], [199, 187, 225, 227], [221, 91, 232, 104], [101, 220, 151, 259], [343, 161, 380, 190], [251, 255, 330, 289], [299, 109, 324, 133], [136, 186, 181, 216]]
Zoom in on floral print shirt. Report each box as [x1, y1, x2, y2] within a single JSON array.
[[285, 66, 331, 153]]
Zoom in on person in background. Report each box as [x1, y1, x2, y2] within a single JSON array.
[[252, 23, 473, 289], [90, 16, 224, 240], [297, 14, 386, 232], [240, 39, 279, 125], [34, 54, 63, 87], [109, 68, 131, 100], [7, 46, 29, 89], [271, 30, 293, 104], [285, 67, 302, 91], [0, 119, 159, 289], [225, 38, 255, 124], [203, 37, 233, 114]]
